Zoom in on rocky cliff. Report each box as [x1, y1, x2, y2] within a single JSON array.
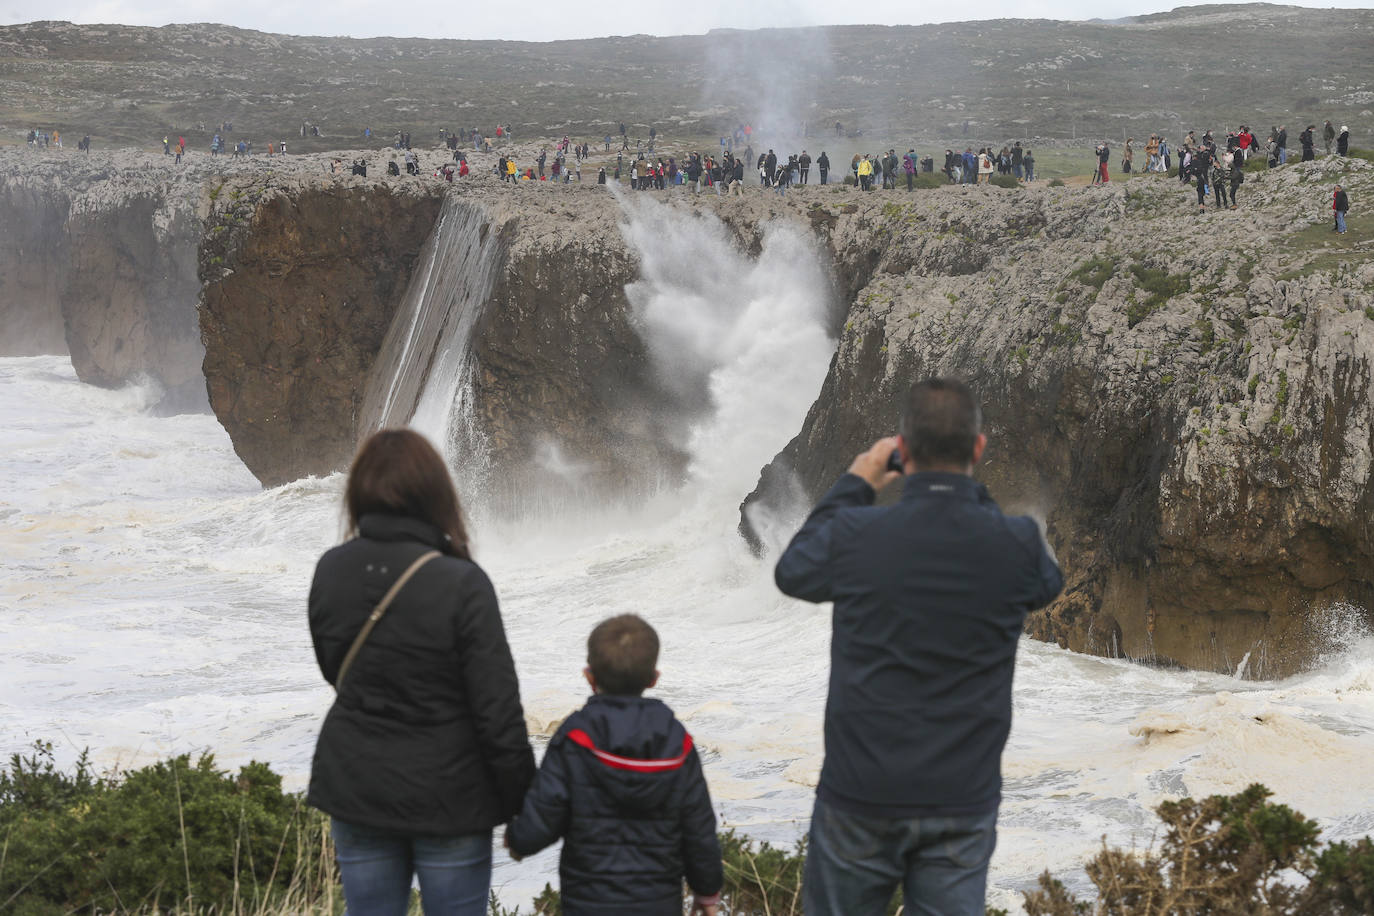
[[4, 143, 1370, 677], [0, 149, 212, 411], [745, 157, 1374, 677], [198, 174, 446, 484]]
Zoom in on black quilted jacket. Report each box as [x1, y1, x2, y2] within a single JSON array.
[[307, 513, 535, 836], [506, 694, 722, 916]]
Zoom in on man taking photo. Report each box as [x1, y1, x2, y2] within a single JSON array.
[[775, 378, 1063, 915]]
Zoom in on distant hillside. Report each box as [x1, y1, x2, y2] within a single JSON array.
[[0, 4, 1369, 151]]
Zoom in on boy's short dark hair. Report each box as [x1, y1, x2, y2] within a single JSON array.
[[900, 377, 982, 468], [587, 615, 660, 696]]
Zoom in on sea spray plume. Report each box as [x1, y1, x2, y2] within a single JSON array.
[[613, 192, 835, 505], [701, 26, 835, 150]]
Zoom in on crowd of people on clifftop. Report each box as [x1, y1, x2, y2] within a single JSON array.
[[16, 112, 1359, 231], [1084, 120, 1356, 215]]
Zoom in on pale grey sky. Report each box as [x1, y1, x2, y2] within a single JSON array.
[[2, 0, 1371, 42]]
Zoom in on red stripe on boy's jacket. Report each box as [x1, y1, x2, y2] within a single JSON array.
[[566, 729, 694, 772]]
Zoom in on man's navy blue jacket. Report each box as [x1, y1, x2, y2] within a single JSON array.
[[776, 471, 1063, 817], [506, 694, 722, 915]]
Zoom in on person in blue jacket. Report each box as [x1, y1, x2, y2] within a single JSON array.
[[505, 614, 723, 916], [775, 377, 1063, 916]]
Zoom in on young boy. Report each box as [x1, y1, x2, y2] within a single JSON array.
[[505, 614, 722, 916]]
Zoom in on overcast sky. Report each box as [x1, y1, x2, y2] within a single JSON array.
[[2, 0, 1371, 42]]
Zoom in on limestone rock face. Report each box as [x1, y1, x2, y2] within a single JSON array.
[[63, 190, 205, 411], [0, 179, 70, 355], [745, 157, 1374, 677], [467, 189, 680, 513], [0, 151, 205, 409], [199, 176, 446, 485]]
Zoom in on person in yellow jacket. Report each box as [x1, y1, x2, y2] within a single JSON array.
[[858, 155, 874, 191], [506, 158, 517, 182]]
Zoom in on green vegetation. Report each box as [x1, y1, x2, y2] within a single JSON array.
[[1280, 216, 1374, 279], [1249, 374, 1260, 396], [1365, 307, 1374, 321], [1024, 784, 1374, 915], [1069, 255, 1117, 293], [0, 742, 334, 915], [1277, 369, 1290, 409], [1126, 262, 1190, 327], [1196, 318, 1215, 354], [913, 172, 946, 189], [7, 749, 1372, 916], [989, 174, 1020, 189], [1048, 178, 1066, 188]]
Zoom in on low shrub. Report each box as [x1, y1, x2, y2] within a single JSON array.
[[1126, 261, 1190, 327], [1070, 254, 1117, 292], [1048, 178, 1066, 187], [1024, 784, 1374, 915], [989, 174, 1020, 189], [0, 742, 333, 915], [11, 747, 1370, 916]]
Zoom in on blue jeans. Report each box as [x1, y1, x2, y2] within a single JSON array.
[[1336, 211, 1346, 232], [803, 797, 997, 916], [331, 819, 492, 916]]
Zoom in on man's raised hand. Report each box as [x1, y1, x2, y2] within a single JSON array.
[[848, 436, 903, 491]]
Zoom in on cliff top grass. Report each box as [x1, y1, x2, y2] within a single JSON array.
[[1280, 216, 1374, 279]]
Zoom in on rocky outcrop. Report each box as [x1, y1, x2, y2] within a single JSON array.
[[467, 189, 681, 513], [63, 189, 205, 411], [745, 156, 1374, 677], [199, 175, 446, 485], [0, 149, 210, 411], [0, 180, 69, 355]]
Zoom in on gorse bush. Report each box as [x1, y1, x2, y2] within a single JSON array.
[[1024, 784, 1374, 915], [0, 742, 334, 915]]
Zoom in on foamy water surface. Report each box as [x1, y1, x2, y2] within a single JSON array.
[[4, 354, 1373, 910]]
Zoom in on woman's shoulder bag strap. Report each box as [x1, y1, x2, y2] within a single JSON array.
[[334, 550, 442, 692]]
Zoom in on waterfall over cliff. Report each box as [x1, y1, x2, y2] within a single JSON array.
[[360, 195, 504, 477]]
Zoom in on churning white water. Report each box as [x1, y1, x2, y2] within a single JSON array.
[[4, 199, 1374, 911]]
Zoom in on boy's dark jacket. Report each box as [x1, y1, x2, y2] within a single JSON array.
[[506, 694, 722, 916]]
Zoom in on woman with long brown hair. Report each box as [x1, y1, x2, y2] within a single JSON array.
[[307, 429, 534, 915]]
